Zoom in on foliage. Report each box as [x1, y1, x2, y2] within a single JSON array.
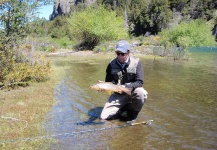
[[26, 0, 217, 50], [129, 0, 173, 36], [159, 19, 216, 59], [0, 50, 51, 89], [127, 0, 150, 36], [0, 1, 52, 89], [160, 19, 216, 47], [97, 0, 173, 35], [168, 0, 217, 20], [49, 16, 71, 39], [27, 18, 51, 36], [68, 5, 128, 50], [0, 0, 34, 50], [96, 0, 217, 36], [28, 15, 74, 49], [51, 36, 74, 49]]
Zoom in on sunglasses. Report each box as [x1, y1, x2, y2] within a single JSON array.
[[116, 52, 127, 56]]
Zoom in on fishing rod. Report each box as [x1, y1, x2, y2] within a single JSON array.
[[0, 120, 153, 144], [130, 120, 153, 126]]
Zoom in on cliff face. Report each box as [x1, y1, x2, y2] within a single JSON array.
[[50, 0, 96, 20]]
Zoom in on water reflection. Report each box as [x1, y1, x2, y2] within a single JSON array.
[[45, 48, 217, 149]]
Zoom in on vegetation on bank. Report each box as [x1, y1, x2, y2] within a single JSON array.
[[0, 57, 65, 149], [0, 0, 51, 89], [159, 19, 216, 59], [68, 6, 128, 50], [27, 1, 217, 50]]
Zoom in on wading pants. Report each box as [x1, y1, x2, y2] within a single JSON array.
[[100, 87, 148, 120]]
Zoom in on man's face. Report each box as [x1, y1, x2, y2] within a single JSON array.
[[116, 51, 129, 63]]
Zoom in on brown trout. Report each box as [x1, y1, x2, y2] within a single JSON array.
[[90, 82, 132, 95]]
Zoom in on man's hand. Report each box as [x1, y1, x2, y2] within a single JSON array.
[[116, 85, 125, 94], [120, 85, 125, 88], [116, 90, 122, 94]]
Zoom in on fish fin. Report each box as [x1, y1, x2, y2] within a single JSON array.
[[107, 90, 112, 95]]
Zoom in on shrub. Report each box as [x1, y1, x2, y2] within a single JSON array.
[[68, 5, 128, 50], [159, 19, 216, 59], [159, 19, 216, 47], [0, 50, 51, 89]]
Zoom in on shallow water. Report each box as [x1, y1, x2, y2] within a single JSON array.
[[45, 48, 217, 150]]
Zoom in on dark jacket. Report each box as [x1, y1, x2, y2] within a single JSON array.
[[105, 56, 144, 89]]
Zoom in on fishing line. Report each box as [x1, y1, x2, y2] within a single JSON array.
[[0, 120, 153, 144]]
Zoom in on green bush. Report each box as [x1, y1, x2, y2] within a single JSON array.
[[159, 19, 216, 47], [68, 5, 128, 50], [0, 50, 51, 89], [50, 37, 74, 49], [159, 19, 216, 59]]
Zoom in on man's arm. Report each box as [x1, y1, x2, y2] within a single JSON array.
[[105, 64, 113, 82]]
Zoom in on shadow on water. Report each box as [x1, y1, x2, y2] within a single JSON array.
[[44, 48, 217, 149], [76, 107, 104, 126]]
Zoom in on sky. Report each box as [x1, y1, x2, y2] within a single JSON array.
[[37, 4, 54, 20], [0, 3, 54, 29]]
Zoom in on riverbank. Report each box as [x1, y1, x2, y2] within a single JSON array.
[[46, 45, 164, 57], [0, 56, 68, 149]]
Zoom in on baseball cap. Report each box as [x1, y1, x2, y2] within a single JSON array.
[[115, 40, 130, 53]]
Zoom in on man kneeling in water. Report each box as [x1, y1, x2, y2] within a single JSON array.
[[100, 40, 148, 123]]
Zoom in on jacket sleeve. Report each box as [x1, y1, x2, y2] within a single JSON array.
[[125, 60, 144, 89], [105, 63, 114, 82]]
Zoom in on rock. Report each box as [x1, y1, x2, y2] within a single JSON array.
[[50, 0, 97, 20]]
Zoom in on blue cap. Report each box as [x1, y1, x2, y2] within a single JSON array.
[[115, 40, 130, 53]]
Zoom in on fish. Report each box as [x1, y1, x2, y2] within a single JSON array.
[[89, 82, 132, 95]]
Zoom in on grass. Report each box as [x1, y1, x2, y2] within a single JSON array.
[[0, 57, 66, 149]]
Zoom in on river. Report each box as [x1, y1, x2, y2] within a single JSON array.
[[44, 47, 217, 150]]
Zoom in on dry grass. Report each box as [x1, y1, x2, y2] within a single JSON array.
[[0, 58, 64, 149]]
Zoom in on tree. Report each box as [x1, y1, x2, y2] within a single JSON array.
[[1, 0, 29, 50], [0, 0, 53, 51], [68, 6, 128, 50], [0, 0, 52, 89], [127, 0, 149, 36], [169, 0, 217, 20], [128, 0, 172, 36]]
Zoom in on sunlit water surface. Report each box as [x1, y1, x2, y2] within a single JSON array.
[[44, 47, 217, 150]]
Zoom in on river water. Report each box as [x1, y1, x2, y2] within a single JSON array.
[[44, 47, 217, 150]]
